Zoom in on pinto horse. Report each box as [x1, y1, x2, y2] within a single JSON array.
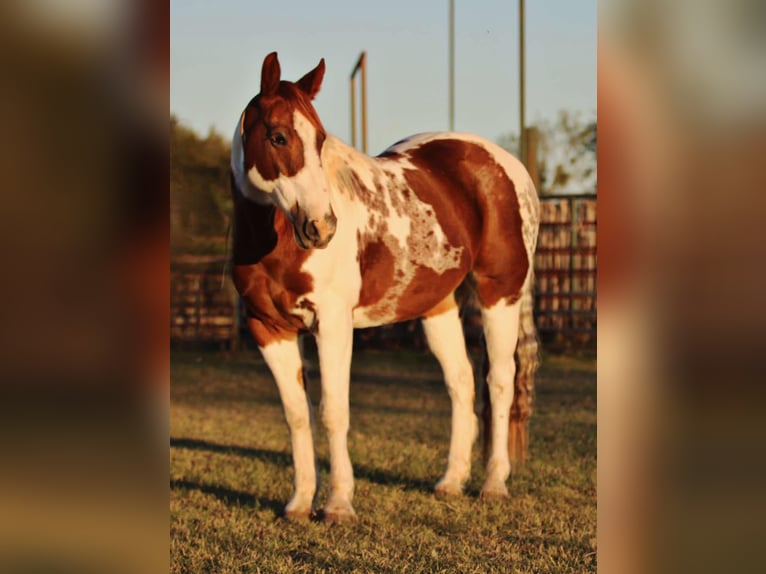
[[230, 52, 539, 523]]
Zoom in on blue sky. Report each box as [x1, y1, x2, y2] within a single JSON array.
[[171, 0, 596, 155]]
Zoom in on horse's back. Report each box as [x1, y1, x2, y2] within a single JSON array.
[[381, 131, 530, 186]]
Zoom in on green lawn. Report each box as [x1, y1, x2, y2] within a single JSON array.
[[170, 347, 596, 573]]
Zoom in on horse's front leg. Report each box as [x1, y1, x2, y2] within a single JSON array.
[[315, 303, 356, 523], [255, 323, 318, 520]]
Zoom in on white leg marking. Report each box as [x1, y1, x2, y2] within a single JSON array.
[[315, 302, 357, 522], [260, 339, 318, 518], [422, 307, 477, 496], [480, 300, 522, 499]]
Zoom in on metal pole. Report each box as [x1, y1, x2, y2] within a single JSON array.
[[360, 52, 367, 153], [519, 0, 526, 163], [527, 126, 539, 191], [350, 75, 356, 148], [350, 51, 367, 153], [449, 0, 455, 131]]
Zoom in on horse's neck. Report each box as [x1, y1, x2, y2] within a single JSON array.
[[322, 134, 373, 167], [323, 135, 386, 198]]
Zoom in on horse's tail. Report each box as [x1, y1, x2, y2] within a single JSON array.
[[481, 275, 540, 466]]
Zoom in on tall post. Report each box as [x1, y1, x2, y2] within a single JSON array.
[[526, 126, 539, 191], [449, 0, 455, 131], [350, 75, 356, 149], [360, 53, 367, 153], [519, 0, 526, 163], [350, 51, 367, 153]]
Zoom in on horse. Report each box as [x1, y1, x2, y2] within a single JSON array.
[[230, 52, 539, 523]]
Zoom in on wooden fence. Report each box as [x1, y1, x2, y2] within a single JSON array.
[[170, 257, 238, 350], [534, 193, 597, 351], [170, 194, 596, 352]]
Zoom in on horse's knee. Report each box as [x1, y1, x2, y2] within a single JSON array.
[[320, 406, 349, 433], [444, 365, 474, 403], [284, 408, 310, 431], [487, 371, 514, 401]]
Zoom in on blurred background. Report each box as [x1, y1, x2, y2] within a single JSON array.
[[0, 0, 168, 572], [599, 1, 766, 573]]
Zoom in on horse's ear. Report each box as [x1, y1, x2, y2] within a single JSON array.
[[260, 52, 281, 96], [296, 58, 325, 100]]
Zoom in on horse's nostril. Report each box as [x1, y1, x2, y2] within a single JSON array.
[[308, 219, 320, 240]]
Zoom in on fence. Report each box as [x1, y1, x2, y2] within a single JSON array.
[[534, 193, 597, 351], [170, 257, 238, 350], [170, 194, 596, 352]]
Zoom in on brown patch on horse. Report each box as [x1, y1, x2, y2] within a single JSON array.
[[242, 95, 306, 180], [395, 265, 466, 322], [230, 172, 277, 264], [297, 366, 309, 390], [422, 294, 458, 319], [406, 139, 528, 307], [357, 236, 396, 309], [231, 175, 313, 347]]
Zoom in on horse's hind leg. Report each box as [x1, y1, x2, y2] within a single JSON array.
[[481, 285, 538, 466], [478, 299, 522, 499], [422, 300, 477, 496]]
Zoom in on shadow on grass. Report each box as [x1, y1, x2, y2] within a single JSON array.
[[170, 478, 285, 516], [171, 437, 292, 466], [171, 436, 435, 495]]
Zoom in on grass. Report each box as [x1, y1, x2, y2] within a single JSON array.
[[171, 347, 596, 573]]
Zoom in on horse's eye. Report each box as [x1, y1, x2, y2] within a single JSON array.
[[270, 132, 288, 147]]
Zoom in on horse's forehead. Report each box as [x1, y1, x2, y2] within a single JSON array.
[[248, 84, 321, 128], [246, 96, 294, 126]]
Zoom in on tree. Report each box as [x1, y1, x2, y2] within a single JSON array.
[[170, 116, 232, 253], [497, 110, 596, 195]]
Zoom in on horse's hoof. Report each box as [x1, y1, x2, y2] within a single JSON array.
[[479, 483, 509, 500], [322, 504, 357, 525], [434, 481, 463, 498], [284, 508, 313, 521]]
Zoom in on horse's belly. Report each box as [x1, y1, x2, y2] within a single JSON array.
[[352, 260, 467, 329]]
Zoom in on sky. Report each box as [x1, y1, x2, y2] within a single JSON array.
[[171, 0, 596, 156]]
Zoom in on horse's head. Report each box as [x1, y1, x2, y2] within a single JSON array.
[[238, 52, 336, 249]]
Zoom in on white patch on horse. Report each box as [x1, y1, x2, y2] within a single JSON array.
[[292, 296, 317, 331], [297, 184, 364, 314], [245, 150, 277, 193], [289, 111, 328, 213]]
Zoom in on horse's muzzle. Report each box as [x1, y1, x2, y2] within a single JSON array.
[[294, 210, 337, 249]]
